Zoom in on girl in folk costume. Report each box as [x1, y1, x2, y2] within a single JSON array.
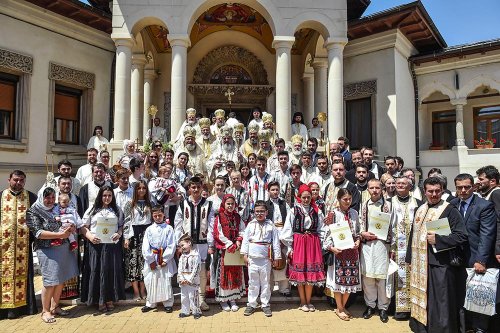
[[239, 162, 253, 192], [281, 184, 326, 312], [140, 206, 177, 313], [309, 182, 325, 214], [226, 171, 251, 224], [322, 188, 361, 321], [123, 180, 152, 301], [210, 194, 246, 312]]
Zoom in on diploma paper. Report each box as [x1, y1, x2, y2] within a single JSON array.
[[95, 217, 118, 244], [329, 220, 355, 250], [368, 210, 391, 241], [224, 249, 246, 266], [426, 217, 452, 253]]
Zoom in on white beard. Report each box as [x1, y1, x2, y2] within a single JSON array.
[[293, 148, 302, 157], [185, 143, 196, 151], [250, 138, 258, 145], [188, 120, 195, 126], [202, 133, 210, 140], [222, 143, 234, 153]]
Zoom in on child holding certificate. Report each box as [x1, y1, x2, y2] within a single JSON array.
[[322, 188, 361, 321], [210, 194, 246, 312], [80, 186, 125, 312], [141, 206, 177, 313], [359, 179, 392, 323]]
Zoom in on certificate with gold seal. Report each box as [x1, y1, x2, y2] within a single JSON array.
[[95, 217, 118, 243], [368, 210, 391, 241], [329, 220, 355, 250]]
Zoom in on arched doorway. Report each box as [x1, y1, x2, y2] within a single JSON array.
[[188, 46, 274, 124]]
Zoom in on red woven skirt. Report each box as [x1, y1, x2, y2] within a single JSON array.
[[288, 233, 325, 285]]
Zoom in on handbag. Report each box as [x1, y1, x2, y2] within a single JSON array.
[[464, 268, 499, 316]]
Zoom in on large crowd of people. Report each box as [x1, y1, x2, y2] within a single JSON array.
[[0, 108, 499, 333]]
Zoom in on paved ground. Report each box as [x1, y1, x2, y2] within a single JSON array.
[[1, 275, 411, 332]]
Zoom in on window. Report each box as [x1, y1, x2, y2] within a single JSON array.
[[346, 97, 372, 149], [431, 111, 456, 148], [53, 85, 81, 145], [474, 105, 500, 144], [0, 72, 19, 139]]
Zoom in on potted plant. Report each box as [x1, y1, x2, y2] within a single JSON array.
[[474, 138, 486, 149], [484, 138, 496, 149], [429, 141, 445, 150]]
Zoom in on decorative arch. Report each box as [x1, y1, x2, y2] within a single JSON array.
[[458, 75, 500, 98], [285, 12, 337, 40], [192, 46, 269, 85], [419, 81, 457, 103], [130, 16, 169, 37], [183, 0, 279, 36]]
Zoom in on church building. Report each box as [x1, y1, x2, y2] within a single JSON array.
[[0, 0, 499, 191]]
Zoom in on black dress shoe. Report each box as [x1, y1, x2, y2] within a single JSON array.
[[363, 306, 376, 319], [281, 292, 292, 298], [164, 307, 173, 313], [141, 306, 155, 313], [394, 312, 410, 321], [178, 313, 190, 318], [379, 309, 389, 323], [193, 313, 201, 319], [7, 310, 19, 320]]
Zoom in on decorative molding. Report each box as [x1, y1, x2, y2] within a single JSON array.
[[188, 84, 274, 97], [193, 46, 269, 85], [0, 48, 33, 74], [344, 80, 377, 99], [49, 62, 95, 89]]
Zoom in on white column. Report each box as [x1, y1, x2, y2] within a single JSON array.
[[143, 69, 157, 143], [168, 34, 190, 141], [302, 72, 314, 126], [130, 54, 147, 143], [113, 38, 133, 140], [312, 58, 327, 116], [273, 36, 295, 141], [451, 98, 467, 146], [326, 38, 347, 141]]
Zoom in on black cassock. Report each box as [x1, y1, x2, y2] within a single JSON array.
[[406, 204, 468, 333]]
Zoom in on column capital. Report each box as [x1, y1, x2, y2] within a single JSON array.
[[302, 72, 314, 80], [132, 54, 147, 67], [113, 38, 134, 48], [144, 69, 158, 81], [450, 98, 467, 106], [167, 34, 191, 48], [272, 36, 295, 50], [324, 37, 348, 50], [312, 57, 328, 69]]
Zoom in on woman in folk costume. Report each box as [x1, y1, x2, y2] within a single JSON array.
[[281, 184, 325, 312], [123, 180, 152, 301], [210, 194, 246, 312], [322, 188, 361, 321], [309, 182, 325, 214]]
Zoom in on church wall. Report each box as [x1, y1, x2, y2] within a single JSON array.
[[0, 7, 114, 193], [344, 47, 396, 159]]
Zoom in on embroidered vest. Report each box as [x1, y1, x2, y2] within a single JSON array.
[[292, 205, 319, 233], [180, 198, 212, 244]]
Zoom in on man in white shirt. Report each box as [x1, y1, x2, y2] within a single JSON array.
[[308, 117, 321, 140], [146, 117, 167, 143], [76, 148, 98, 186]]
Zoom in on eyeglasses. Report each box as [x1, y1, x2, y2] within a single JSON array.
[[254, 211, 266, 215]]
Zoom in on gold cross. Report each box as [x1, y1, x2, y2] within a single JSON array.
[[225, 87, 234, 105]]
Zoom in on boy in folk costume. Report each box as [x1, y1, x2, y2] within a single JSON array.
[[174, 176, 214, 311], [141, 206, 177, 313], [241, 200, 282, 317], [359, 179, 392, 323], [265, 181, 292, 297], [178, 234, 202, 319], [249, 156, 271, 204]]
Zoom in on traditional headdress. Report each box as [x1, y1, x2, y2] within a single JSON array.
[[262, 113, 273, 124], [219, 125, 233, 138], [198, 117, 211, 129], [248, 123, 260, 134], [291, 134, 304, 145], [186, 108, 196, 117], [258, 129, 273, 143], [233, 122, 244, 133], [214, 109, 225, 119], [183, 125, 197, 139]]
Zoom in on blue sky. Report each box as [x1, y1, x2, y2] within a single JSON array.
[[80, 0, 500, 47], [364, 0, 500, 46]]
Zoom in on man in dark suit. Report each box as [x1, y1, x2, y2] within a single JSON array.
[[452, 173, 498, 333]]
